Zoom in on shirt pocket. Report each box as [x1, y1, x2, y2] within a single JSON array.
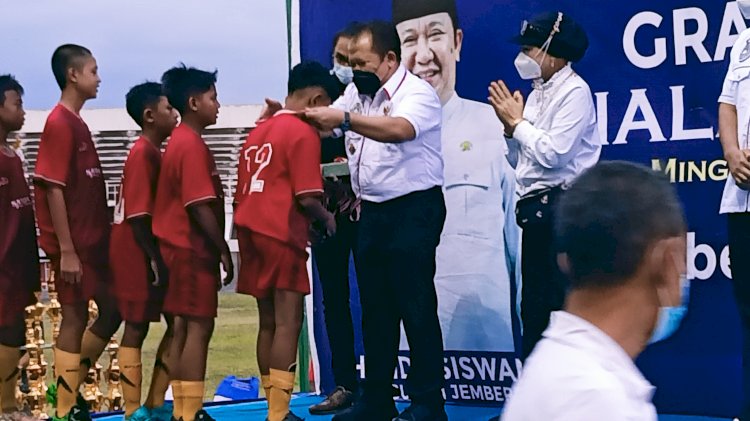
[[370, 142, 404, 164], [442, 151, 501, 240]]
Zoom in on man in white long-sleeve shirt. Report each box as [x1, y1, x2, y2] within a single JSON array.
[[489, 11, 601, 359]]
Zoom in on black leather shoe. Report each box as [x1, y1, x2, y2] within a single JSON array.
[[309, 386, 355, 414]]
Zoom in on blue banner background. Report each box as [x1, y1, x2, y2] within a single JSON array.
[[303, 0, 743, 416]]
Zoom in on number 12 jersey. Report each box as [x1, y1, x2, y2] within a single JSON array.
[[234, 111, 323, 252]]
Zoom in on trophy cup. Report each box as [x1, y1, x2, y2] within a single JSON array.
[[22, 302, 49, 419], [82, 365, 103, 412], [104, 338, 123, 411]]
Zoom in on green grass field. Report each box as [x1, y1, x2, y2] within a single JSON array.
[[138, 293, 261, 400], [39, 293, 262, 403]]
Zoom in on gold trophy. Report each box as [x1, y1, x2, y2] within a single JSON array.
[[104, 338, 123, 411], [22, 302, 48, 419]]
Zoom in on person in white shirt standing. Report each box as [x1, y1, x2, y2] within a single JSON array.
[[488, 11, 601, 359], [392, 0, 520, 353], [718, 2, 750, 419], [501, 161, 689, 421], [304, 21, 447, 421]]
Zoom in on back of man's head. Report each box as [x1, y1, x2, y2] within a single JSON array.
[[556, 161, 686, 289], [288, 61, 340, 101]]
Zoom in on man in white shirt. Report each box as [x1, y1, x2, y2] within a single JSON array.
[[501, 161, 689, 421], [489, 11, 601, 359], [718, 2, 750, 418], [304, 21, 447, 421], [392, 0, 520, 353]]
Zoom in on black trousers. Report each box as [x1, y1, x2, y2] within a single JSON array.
[[356, 187, 446, 406], [313, 211, 359, 392], [728, 213, 750, 419], [519, 196, 568, 360]]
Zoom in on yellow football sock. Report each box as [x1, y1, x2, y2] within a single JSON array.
[[78, 330, 108, 386], [170, 380, 183, 420], [181, 381, 205, 421], [268, 369, 295, 421], [261, 374, 272, 404], [0, 344, 20, 413], [119, 347, 142, 417], [54, 347, 81, 417]]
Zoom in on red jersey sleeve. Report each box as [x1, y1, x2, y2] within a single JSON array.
[[288, 127, 323, 197], [34, 116, 74, 187], [124, 146, 158, 218], [181, 141, 217, 207]]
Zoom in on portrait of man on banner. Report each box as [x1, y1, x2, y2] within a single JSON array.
[[393, 0, 521, 353]]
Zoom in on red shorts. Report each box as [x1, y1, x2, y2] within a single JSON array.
[[50, 247, 111, 306], [0, 277, 34, 328], [237, 228, 310, 299], [111, 234, 166, 323], [161, 245, 219, 318], [0, 257, 38, 328]]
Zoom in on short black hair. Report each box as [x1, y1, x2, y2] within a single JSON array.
[[160, 64, 217, 115], [288, 61, 341, 102], [556, 161, 686, 289], [125, 82, 163, 127], [51, 44, 92, 90], [351, 20, 402, 62], [331, 21, 362, 52], [0, 74, 24, 105]]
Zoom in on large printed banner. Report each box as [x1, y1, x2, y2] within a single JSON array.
[[302, 0, 744, 417]]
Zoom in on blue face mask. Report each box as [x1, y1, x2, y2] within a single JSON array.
[[331, 63, 354, 85], [648, 274, 690, 344]]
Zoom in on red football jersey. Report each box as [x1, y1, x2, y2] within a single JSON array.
[[153, 124, 224, 258], [110, 137, 161, 301], [34, 104, 110, 256], [0, 149, 40, 292], [234, 112, 323, 251]]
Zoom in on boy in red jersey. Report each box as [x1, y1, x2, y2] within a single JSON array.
[[153, 65, 233, 421], [110, 82, 178, 420], [33, 44, 121, 421], [0, 75, 39, 414], [235, 61, 338, 421]]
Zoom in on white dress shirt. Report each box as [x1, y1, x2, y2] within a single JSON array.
[[502, 311, 657, 421], [507, 64, 601, 197], [719, 28, 750, 214], [332, 64, 443, 203], [434, 93, 520, 351]]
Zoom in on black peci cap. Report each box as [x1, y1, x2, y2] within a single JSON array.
[[392, 0, 459, 29], [511, 11, 589, 62]]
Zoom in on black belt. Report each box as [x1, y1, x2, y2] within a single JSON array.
[[515, 185, 566, 228]]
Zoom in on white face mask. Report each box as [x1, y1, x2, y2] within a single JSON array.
[[331, 62, 354, 85], [514, 52, 543, 80]]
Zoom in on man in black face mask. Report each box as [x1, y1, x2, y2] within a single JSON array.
[[304, 20, 446, 421]]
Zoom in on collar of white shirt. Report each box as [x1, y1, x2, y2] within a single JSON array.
[[533, 63, 575, 91], [373, 64, 408, 102], [545, 311, 656, 402]]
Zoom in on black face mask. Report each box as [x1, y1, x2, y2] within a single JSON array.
[[353, 70, 381, 97]]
